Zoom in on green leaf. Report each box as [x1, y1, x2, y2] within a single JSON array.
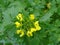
[[40, 7, 56, 22]]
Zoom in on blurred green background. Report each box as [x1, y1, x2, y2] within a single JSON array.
[[0, 0, 60, 45]]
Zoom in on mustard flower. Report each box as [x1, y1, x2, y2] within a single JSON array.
[[15, 21, 22, 28], [35, 26, 41, 31], [34, 21, 39, 26], [26, 31, 33, 37], [16, 13, 23, 21], [29, 14, 35, 20], [30, 28, 36, 32], [19, 30, 24, 37], [16, 30, 21, 34], [34, 21, 41, 31], [15, 13, 41, 37], [16, 30, 24, 37]]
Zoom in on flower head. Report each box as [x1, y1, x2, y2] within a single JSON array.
[[35, 26, 41, 31], [16, 30, 21, 34], [34, 21, 39, 26], [30, 28, 36, 32], [15, 21, 22, 28], [34, 21, 41, 31], [26, 31, 33, 37], [19, 30, 24, 37], [16, 30, 24, 37], [16, 13, 23, 21], [15, 13, 41, 37], [29, 14, 35, 20]]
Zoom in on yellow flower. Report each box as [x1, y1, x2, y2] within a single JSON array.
[[19, 30, 24, 37], [29, 14, 35, 20], [26, 31, 33, 37], [16, 30, 21, 34], [15, 21, 22, 28], [34, 21, 39, 26], [35, 26, 41, 31], [47, 3, 51, 9], [30, 28, 36, 32], [34, 21, 41, 31], [16, 13, 23, 21], [16, 16, 19, 20], [16, 30, 24, 37]]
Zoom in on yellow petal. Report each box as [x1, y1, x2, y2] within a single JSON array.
[[20, 31, 24, 37], [26, 31, 33, 37], [34, 21, 39, 26], [35, 26, 41, 31], [30, 28, 37, 32], [16, 16, 19, 20], [16, 30, 24, 37], [16, 13, 23, 21], [15, 21, 22, 28], [29, 14, 35, 20], [16, 30, 21, 34]]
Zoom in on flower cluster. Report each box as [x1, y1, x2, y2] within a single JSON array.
[[15, 13, 41, 37]]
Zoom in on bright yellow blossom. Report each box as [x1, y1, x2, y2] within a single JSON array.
[[16, 30, 24, 37], [16, 16, 19, 20], [16, 13, 23, 21], [34, 21, 39, 26], [27, 31, 33, 37], [35, 26, 41, 31], [16, 30, 21, 34], [15, 21, 22, 28], [15, 13, 42, 37], [19, 30, 24, 37], [29, 14, 35, 20], [30, 28, 36, 32], [34, 21, 41, 31]]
